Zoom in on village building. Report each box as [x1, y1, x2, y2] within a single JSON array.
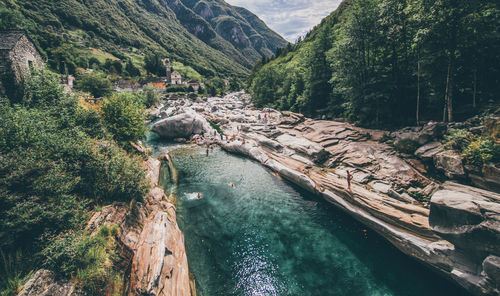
[[171, 71, 183, 85], [186, 80, 201, 92], [165, 58, 172, 84], [164, 58, 184, 85], [0, 30, 44, 95]]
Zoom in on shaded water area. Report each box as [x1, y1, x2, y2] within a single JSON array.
[[150, 140, 470, 296]]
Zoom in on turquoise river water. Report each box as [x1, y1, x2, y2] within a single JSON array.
[[151, 142, 470, 296]]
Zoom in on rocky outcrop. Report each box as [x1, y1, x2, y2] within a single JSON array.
[[19, 270, 80, 296], [430, 182, 500, 295], [151, 92, 499, 296], [392, 123, 447, 146], [430, 182, 500, 257], [415, 142, 443, 162], [276, 134, 330, 164], [127, 157, 191, 296], [152, 109, 215, 139], [433, 150, 466, 179], [470, 163, 500, 193], [128, 207, 190, 296]]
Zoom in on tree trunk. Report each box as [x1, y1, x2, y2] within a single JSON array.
[[443, 57, 451, 122], [416, 49, 420, 125], [447, 53, 455, 122], [473, 69, 477, 108]]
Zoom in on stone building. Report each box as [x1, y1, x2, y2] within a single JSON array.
[[164, 58, 184, 85], [187, 80, 201, 92], [0, 31, 44, 95], [171, 71, 183, 85]]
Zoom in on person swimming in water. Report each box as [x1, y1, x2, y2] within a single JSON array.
[[229, 183, 236, 189], [197, 193, 203, 199]]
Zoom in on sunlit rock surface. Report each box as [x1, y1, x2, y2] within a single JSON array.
[[148, 91, 499, 295]]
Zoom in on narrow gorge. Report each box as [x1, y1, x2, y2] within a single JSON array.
[[147, 92, 499, 296]]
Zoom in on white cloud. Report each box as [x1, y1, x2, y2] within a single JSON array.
[[225, 0, 342, 42]]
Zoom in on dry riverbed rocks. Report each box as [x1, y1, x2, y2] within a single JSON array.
[[149, 91, 499, 295]]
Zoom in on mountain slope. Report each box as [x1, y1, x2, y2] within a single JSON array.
[[0, 0, 287, 77], [248, 0, 500, 126], [177, 0, 288, 63]]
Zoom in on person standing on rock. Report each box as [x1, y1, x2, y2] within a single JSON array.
[[347, 170, 353, 191]]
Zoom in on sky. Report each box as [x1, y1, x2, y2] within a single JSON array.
[[225, 0, 342, 42]]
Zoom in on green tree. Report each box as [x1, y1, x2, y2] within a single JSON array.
[[101, 93, 147, 143], [125, 59, 141, 77], [74, 72, 113, 98], [142, 85, 161, 108], [229, 77, 242, 91], [144, 52, 166, 76]]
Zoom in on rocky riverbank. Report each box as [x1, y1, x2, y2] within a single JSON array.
[[150, 91, 500, 296], [19, 156, 192, 296]]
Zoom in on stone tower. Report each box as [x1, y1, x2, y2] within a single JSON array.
[[165, 58, 171, 84]]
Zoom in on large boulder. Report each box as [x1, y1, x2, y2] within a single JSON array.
[[415, 142, 443, 162], [429, 182, 500, 258], [392, 123, 447, 146], [469, 163, 500, 194], [152, 109, 214, 139], [433, 150, 466, 179]]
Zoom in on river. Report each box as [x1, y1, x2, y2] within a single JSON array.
[[150, 140, 470, 296]]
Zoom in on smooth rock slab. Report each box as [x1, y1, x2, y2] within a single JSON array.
[[276, 134, 329, 164], [128, 209, 191, 296]]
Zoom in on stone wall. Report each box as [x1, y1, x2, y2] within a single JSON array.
[[8, 35, 44, 82]]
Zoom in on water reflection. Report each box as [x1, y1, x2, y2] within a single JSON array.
[[154, 144, 470, 296]]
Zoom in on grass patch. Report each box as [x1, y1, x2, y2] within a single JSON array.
[[42, 225, 123, 295], [208, 120, 223, 135]]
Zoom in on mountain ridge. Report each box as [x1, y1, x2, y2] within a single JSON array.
[[0, 0, 288, 78]]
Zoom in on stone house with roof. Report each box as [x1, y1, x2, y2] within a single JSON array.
[[171, 71, 183, 85], [0, 31, 44, 96]]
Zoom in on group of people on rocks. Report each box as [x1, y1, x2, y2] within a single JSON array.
[[257, 111, 273, 125]]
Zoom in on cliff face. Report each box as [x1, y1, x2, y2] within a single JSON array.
[[165, 0, 288, 67]]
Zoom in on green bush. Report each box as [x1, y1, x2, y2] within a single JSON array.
[[394, 139, 419, 154], [142, 85, 162, 108], [74, 72, 113, 98], [42, 227, 121, 295], [101, 93, 147, 143], [0, 250, 33, 296], [443, 129, 474, 152], [166, 85, 189, 93], [0, 72, 147, 254], [463, 137, 500, 166]]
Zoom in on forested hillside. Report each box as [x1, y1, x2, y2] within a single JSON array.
[[249, 0, 500, 127], [0, 0, 287, 78]]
